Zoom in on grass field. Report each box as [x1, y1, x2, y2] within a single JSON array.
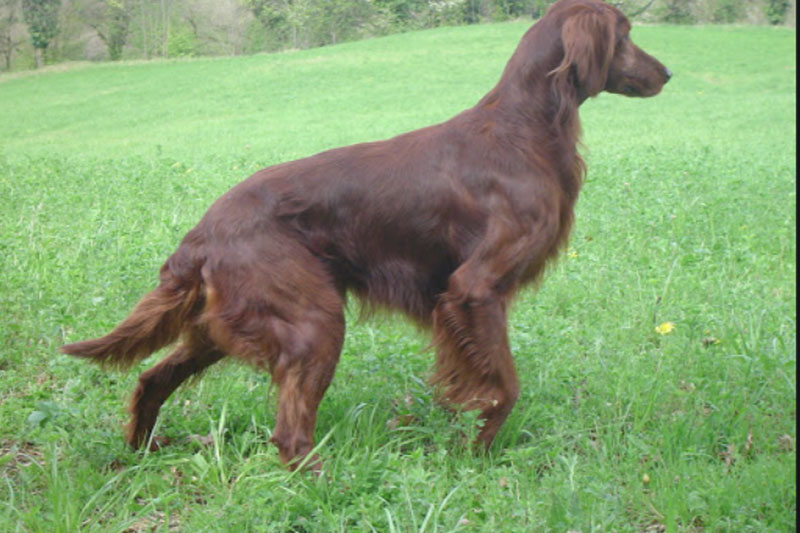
[[0, 21, 796, 532]]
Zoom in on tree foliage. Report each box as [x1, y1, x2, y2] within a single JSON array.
[[21, 0, 59, 66], [0, 0, 26, 69], [765, 0, 792, 23], [79, 0, 129, 59], [2, 0, 796, 72]]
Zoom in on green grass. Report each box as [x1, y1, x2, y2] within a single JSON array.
[[1, 22, 796, 531]]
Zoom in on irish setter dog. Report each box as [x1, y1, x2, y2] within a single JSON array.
[[62, 0, 670, 469]]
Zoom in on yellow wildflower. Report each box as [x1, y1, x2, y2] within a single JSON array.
[[655, 322, 675, 335]]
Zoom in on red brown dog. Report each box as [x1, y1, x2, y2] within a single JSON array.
[[63, 0, 670, 469]]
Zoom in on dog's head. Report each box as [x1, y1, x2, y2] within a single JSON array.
[[548, 0, 671, 99]]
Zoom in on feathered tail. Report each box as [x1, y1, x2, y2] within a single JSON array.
[[61, 277, 202, 370]]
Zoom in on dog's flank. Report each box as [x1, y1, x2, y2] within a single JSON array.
[[62, 0, 670, 470]]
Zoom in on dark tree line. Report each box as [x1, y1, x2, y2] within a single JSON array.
[[0, 0, 795, 71]]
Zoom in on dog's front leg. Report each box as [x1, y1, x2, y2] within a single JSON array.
[[431, 285, 520, 447], [430, 189, 562, 446]]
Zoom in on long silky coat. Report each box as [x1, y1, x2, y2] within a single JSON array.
[[62, 0, 671, 469]]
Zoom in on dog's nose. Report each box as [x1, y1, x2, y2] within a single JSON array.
[[664, 67, 673, 82]]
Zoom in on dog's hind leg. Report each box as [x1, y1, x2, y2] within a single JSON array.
[[126, 329, 225, 450], [200, 242, 346, 470], [268, 297, 345, 471]]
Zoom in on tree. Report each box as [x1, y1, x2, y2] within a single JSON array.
[[126, 0, 174, 59], [21, 0, 60, 67], [0, 0, 26, 70], [98, 0, 130, 60], [611, 0, 657, 18], [79, 0, 131, 60], [372, 0, 428, 29], [765, 0, 792, 24], [657, 0, 693, 23], [245, 0, 292, 49], [245, 0, 386, 51], [181, 0, 252, 56], [308, 0, 376, 45]]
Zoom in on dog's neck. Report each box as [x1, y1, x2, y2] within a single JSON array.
[[474, 74, 584, 202], [467, 22, 586, 203], [493, 20, 588, 124]]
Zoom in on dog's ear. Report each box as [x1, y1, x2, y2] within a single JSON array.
[[550, 6, 616, 97]]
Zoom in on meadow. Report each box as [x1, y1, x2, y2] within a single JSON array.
[[0, 21, 796, 532]]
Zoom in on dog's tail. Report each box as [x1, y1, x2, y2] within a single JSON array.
[[61, 265, 203, 370]]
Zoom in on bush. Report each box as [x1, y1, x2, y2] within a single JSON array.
[[167, 27, 197, 58], [764, 0, 791, 24], [710, 0, 745, 22], [657, 0, 695, 23]]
